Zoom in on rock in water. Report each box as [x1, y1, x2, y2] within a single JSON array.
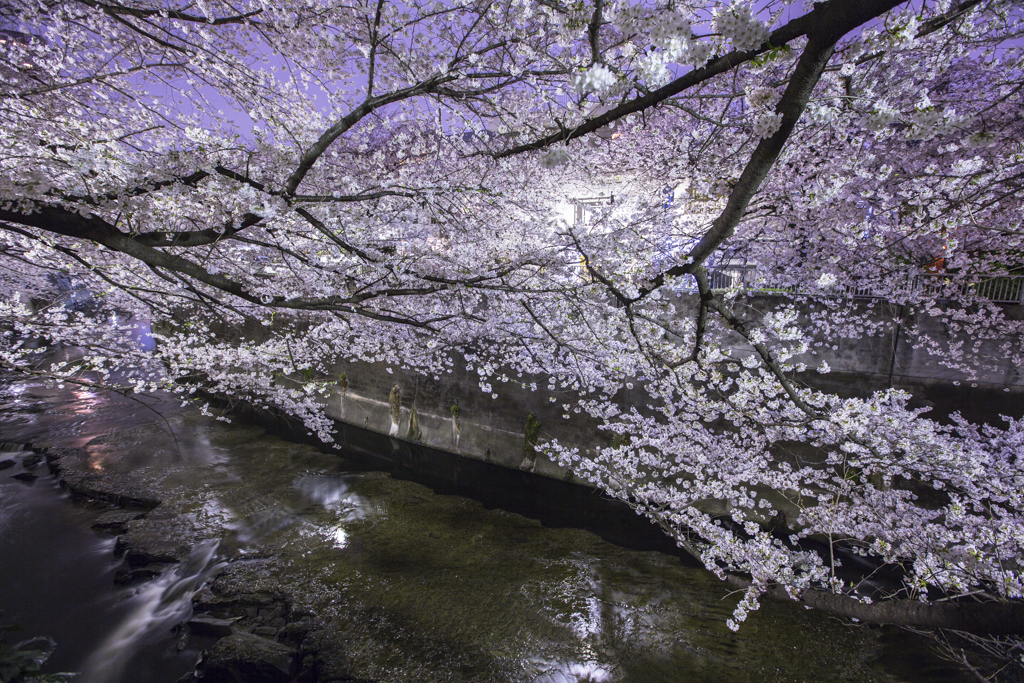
[[92, 509, 148, 533], [193, 632, 295, 683], [21, 453, 42, 468], [187, 616, 236, 638], [113, 565, 164, 585], [0, 459, 13, 470], [12, 472, 37, 483]]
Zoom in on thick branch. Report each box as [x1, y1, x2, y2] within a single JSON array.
[[689, 274, 710, 363], [0, 204, 464, 320], [366, 0, 386, 98], [587, 0, 604, 65], [739, 577, 1024, 636], [56, 169, 210, 206], [495, 0, 903, 159], [649, 507, 1024, 636], [282, 78, 450, 195], [0, 204, 255, 300], [633, 20, 855, 301], [76, 0, 263, 26], [131, 213, 263, 247]]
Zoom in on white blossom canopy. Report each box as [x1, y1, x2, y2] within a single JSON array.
[[1, 0, 1023, 633]]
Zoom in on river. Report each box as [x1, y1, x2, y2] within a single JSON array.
[[0, 379, 969, 682]]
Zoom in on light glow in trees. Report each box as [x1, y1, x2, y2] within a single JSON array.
[[2, 0, 1024, 641]]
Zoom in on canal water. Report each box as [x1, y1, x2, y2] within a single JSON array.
[[0, 380, 968, 682]]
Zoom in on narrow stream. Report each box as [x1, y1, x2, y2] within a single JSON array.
[[0, 387, 207, 681], [0, 380, 969, 683]]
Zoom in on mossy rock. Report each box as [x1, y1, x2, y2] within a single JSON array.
[[196, 633, 296, 683]]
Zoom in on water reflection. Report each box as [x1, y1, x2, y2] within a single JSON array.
[[0, 380, 187, 455], [527, 658, 613, 683], [225, 494, 300, 545], [293, 474, 368, 515], [291, 475, 377, 551], [0, 442, 197, 682]]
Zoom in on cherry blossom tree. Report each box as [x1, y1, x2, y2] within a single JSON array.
[[2, 0, 1024, 651]]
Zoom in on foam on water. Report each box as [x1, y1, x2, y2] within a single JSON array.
[[79, 539, 225, 683]]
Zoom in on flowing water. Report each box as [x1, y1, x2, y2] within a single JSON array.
[[0, 380, 970, 683]]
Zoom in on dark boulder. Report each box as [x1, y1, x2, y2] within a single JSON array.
[[92, 509, 148, 534], [194, 632, 296, 683], [114, 564, 164, 585], [114, 526, 190, 566], [187, 616, 237, 638]]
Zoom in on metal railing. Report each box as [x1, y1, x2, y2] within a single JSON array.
[[707, 266, 756, 290], [706, 268, 1024, 305], [958, 276, 1024, 304]]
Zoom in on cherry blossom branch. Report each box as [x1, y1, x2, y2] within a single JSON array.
[[365, 0, 385, 99], [131, 213, 263, 248], [697, 270, 816, 418], [13, 62, 186, 98], [587, 0, 604, 65], [75, 0, 264, 26], [494, 0, 904, 159], [283, 77, 468, 195], [634, 26, 846, 300]]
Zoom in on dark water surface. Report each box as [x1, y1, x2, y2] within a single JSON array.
[[0, 381, 969, 683]]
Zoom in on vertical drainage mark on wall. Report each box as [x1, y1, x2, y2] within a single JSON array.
[[337, 372, 348, 420], [389, 384, 401, 437], [888, 304, 906, 390], [450, 403, 461, 449], [521, 412, 541, 471], [407, 406, 421, 441]]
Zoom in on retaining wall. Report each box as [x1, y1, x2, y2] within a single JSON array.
[[318, 294, 1024, 485]]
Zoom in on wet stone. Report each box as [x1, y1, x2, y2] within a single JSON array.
[[124, 545, 186, 567], [11, 472, 37, 483], [275, 622, 309, 650], [114, 564, 164, 585], [21, 453, 42, 468], [92, 509, 148, 533], [0, 459, 13, 470], [42, 447, 74, 474], [115, 515, 203, 566], [192, 632, 296, 683], [54, 451, 162, 510], [188, 616, 237, 638], [114, 531, 189, 566]]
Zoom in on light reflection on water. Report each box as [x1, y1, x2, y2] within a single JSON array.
[[293, 474, 361, 509], [527, 658, 613, 683], [291, 475, 377, 552]]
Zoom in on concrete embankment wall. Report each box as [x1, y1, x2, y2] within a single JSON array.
[[320, 294, 1024, 484]]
